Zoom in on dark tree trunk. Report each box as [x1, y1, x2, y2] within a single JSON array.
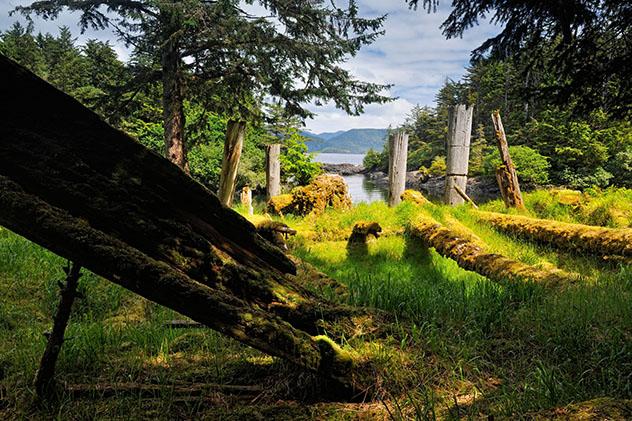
[[161, 18, 188, 173], [0, 55, 366, 385]]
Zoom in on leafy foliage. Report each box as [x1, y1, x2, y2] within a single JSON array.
[[484, 146, 550, 185]]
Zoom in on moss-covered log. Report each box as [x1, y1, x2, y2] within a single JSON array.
[[477, 212, 632, 257], [407, 214, 580, 287], [0, 54, 363, 383]]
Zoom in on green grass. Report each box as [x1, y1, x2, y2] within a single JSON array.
[[1, 194, 631, 419]]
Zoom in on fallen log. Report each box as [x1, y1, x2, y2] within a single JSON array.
[[476, 212, 632, 257], [406, 214, 580, 287], [0, 54, 367, 385]]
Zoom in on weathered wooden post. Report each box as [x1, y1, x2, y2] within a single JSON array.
[[491, 111, 524, 209], [218, 120, 246, 207], [387, 130, 409, 207], [266, 144, 281, 200], [240, 186, 254, 215], [445, 104, 474, 205]]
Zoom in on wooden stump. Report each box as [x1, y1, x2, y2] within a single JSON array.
[[266, 144, 281, 200], [218, 120, 246, 207], [240, 186, 253, 215], [445, 104, 473, 205], [387, 131, 409, 207]]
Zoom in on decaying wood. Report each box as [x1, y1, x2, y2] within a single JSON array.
[[268, 175, 352, 216], [387, 131, 409, 207], [218, 120, 246, 207], [256, 221, 297, 251], [445, 105, 473, 206], [240, 186, 253, 215], [0, 55, 367, 385], [348, 222, 382, 245], [477, 212, 632, 257], [266, 144, 281, 200], [453, 185, 478, 209], [407, 214, 580, 287], [34, 262, 82, 398], [491, 111, 524, 209]]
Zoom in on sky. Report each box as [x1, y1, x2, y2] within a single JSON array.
[[0, 0, 499, 133]]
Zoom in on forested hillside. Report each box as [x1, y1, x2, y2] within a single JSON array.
[[303, 128, 388, 153]]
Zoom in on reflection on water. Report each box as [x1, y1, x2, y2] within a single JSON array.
[[315, 153, 388, 204], [344, 174, 387, 204]]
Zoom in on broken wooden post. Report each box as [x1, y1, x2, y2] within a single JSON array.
[[34, 262, 82, 398], [387, 130, 409, 207], [240, 186, 253, 215], [218, 120, 246, 207], [445, 104, 474, 205], [491, 111, 524, 209], [266, 144, 281, 200]]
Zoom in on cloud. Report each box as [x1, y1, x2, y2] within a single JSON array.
[[0, 0, 502, 132]]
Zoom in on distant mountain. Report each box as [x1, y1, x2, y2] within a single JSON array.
[[302, 128, 388, 154]]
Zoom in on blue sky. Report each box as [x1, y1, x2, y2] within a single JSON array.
[[0, 0, 499, 133]]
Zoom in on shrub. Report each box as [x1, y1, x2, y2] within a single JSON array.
[[484, 146, 550, 185], [427, 156, 447, 176]]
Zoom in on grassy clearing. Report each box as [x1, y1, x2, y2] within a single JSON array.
[[1, 194, 631, 419]]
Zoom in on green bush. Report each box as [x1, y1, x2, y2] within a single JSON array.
[[420, 156, 447, 177], [362, 148, 384, 171], [484, 145, 550, 185], [280, 130, 322, 186]]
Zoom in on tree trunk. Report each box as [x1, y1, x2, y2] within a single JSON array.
[[445, 104, 473, 205], [266, 144, 282, 200], [406, 214, 579, 287], [387, 131, 408, 207], [240, 186, 253, 215], [491, 111, 523, 209], [0, 55, 365, 385], [161, 20, 189, 173], [477, 211, 632, 257], [218, 120, 246, 207], [34, 262, 82, 398]]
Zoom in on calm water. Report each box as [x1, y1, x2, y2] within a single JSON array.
[[314, 153, 387, 204]]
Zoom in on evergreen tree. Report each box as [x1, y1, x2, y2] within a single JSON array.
[[16, 0, 391, 173]]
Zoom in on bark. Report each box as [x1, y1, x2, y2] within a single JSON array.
[[445, 105, 473, 206], [266, 144, 282, 200], [0, 55, 364, 384], [387, 131, 408, 207], [491, 111, 523, 209], [218, 120, 246, 207], [407, 214, 580, 287], [477, 212, 632, 257], [34, 262, 82, 398], [161, 19, 189, 173]]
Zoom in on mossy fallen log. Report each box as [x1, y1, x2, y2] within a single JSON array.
[[476, 212, 632, 257], [0, 54, 372, 386], [406, 214, 580, 287]]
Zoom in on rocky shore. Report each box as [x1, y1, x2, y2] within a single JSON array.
[[320, 163, 365, 175], [366, 171, 502, 203]]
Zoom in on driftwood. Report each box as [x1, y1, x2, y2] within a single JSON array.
[[407, 214, 580, 287], [477, 212, 632, 257], [0, 55, 366, 385], [256, 221, 297, 251]]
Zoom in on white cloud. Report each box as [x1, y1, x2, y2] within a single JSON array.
[[0, 0, 502, 133]]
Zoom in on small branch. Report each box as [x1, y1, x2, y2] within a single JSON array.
[[34, 262, 82, 399], [453, 185, 478, 209]]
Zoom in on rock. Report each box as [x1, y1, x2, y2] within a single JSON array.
[[321, 163, 365, 175]]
